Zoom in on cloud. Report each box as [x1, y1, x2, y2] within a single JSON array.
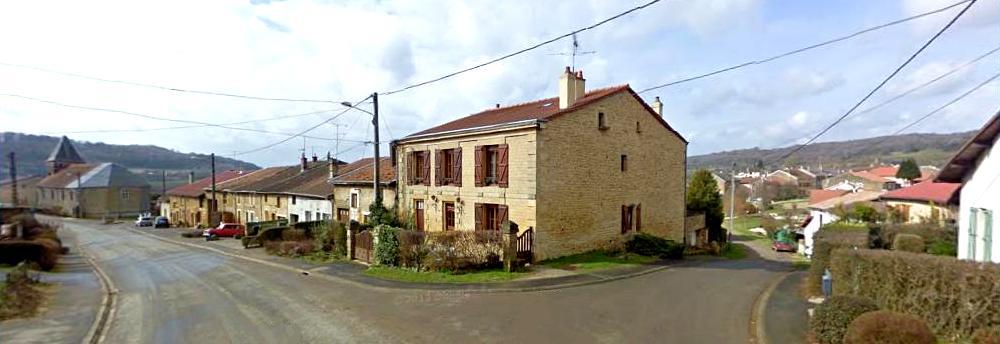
[[256, 16, 290, 33], [888, 60, 974, 97]]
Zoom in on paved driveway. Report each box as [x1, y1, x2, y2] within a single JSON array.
[[63, 218, 788, 343]]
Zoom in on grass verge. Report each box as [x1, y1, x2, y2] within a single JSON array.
[[721, 243, 747, 260], [541, 250, 658, 271], [0, 265, 45, 321], [364, 266, 525, 284]]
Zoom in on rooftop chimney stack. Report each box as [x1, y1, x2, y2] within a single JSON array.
[[328, 152, 337, 179], [188, 171, 195, 184], [652, 96, 663, 117], [312, 154, 318, 163], [300, 153, 308, 172], [558, 67, 586, 109]]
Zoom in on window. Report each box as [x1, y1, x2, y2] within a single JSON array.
[[598, 112, 608, 130], [621, 204, 641, 234], [264, 194, 268, 202], [475, 203, 507, 232], [199, 196, 204, 208], [61, 190, 65, 200], [291, 195, 297, 205], [636, 121, 642, 133], [443, 202, 455, 231], [69, 191, 74, 201], [337, 208, 349, 222], [305, 211, 312, 222], [121, 188, 131, 200], [350, 193, 359, 209], [276, 197, 281, 208], [436, 148, 462, 186], [475, 144, 508, 187], [50, 190, 54, 199], [621, 154, 628, 172], [408, 151, 430, 185]]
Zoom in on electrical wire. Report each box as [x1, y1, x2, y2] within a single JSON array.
[[0, 93, 362, 142], [236, 94, 374, 155], [776, 0, 978, 163], [379, 0, 664, 95], [637, 0, 974, 94], [0, 61, 344, 104]]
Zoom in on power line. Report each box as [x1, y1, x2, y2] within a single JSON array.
[[637, 0, 973, 94], [379, 0, 664, 95], [776, 0, 978, 163], [770, 44, 999, 150], [0, 93, 362, 142], [873, 72, 999, 146], [0, 61, 343, 104], [236, 94, 374, 155]]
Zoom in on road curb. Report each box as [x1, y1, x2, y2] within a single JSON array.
[[79, 246, 117, 344], [749, 271, 793, 344], [122, 226, 678, 294]]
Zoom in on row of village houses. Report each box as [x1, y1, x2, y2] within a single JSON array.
[[5, 67, 996, 263]]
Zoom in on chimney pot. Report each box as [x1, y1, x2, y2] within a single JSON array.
[[300, 153, 308, 171], [651, 96, 663, 117]]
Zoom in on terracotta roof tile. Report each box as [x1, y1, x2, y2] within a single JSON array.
[[331, 157, 395, 185], [167, 170, 250, 198], [868, 166, 898, 178], [809, 189, 847, 205], [881, 181, 960, 204], [261, 163, 339, 198], [809, 190, 884, 210], [215, 166, 300, 192], [850, 170, 890, 183]]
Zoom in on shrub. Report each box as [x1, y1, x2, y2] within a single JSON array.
[[830, 249, 1000, 340], [0, 263, 43, 320], [810, 295, 880, 344], [625, 233, 684, 259], [374, 225, 400, 266], [926, 239, 957, 256], [425, 231, 503, 272], [844, 310, 935, 344], [312, 221, 346, 254], [264, 240, 316, 257], [0, 239, 60, 271], [281, 229, 308, 242], [396, 230, 430, 269], [872, 223, 956, 250], [972, 326, 1000, 344], [892, 233, 925, 253], [258, 226, 289, 242], [808, 229, 869, 295]]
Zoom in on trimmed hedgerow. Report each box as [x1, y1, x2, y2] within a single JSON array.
[[830, 249, 1000, 341], [625, 233, 684, 259], [844, 310, 935, 344], [892, 233, 925, 253], [0, 239, 61, 271], [374, 225, 400, 266], [808, 229, 869, 295], [810, 295, 880, 344]]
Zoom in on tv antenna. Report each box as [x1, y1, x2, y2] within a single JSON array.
[[548, 34, 595, 71]]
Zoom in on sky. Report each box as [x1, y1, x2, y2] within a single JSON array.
[[0, 0, 997, 168]]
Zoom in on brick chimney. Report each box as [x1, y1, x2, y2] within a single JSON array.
[[559, 67, 586, 109], [300, 153, 308, 172], [651, 96, 663, 117]]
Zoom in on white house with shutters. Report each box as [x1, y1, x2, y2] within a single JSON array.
[[937, 110, 999, 263]]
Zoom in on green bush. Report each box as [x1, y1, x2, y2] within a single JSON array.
[[397, 230, 429, 269], [926, 239, 957, 256], [892, 233, 925, 253], [808, 229, 869, 295], [830, 249, 1000, 340], [258, 226, 289, 242], [374, 225, 400, 266], [311, 221, 347, 256], [810, 295, 880, 344], [844, 310, 935, 344], [872, 223, 956, 250], [625, 233, 684, 259], [0, 239, 60, 271], [972, 326, 1000, 344]]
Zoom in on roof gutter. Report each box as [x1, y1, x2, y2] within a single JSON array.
[[397, 119, 544, 144]]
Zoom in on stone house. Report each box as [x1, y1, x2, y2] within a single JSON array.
[[937, 110, 999, 263], [162, 170, 249, 227], [0, 175, 43, 208], [211, 164, 302, 225], [34, 136, 150, 218], [392, 68, 687, 260], [765, 170, 799, 186], [261, 155, 346, 223], [330, 157, 397, 224], [878, 181, 960, 225]]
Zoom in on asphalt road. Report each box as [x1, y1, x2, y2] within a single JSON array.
[[64, 218, 788, 343]]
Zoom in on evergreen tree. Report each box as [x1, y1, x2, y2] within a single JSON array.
[[896, 158, 921, 181], [687, 170, 725, 242]]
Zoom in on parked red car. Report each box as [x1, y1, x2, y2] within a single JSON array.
[[772, 240, 797, 252], [203, 223, 245, 241]]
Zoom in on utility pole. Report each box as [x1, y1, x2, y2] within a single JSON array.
[[372, 92, 382, 206], [161, 170, 166, 198], [210, 153, 217, 227], [7, 152, 17, 206], [729, 162, 736, 243], [76, 172, 83, 218]]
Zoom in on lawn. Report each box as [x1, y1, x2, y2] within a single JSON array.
[[363, 267, 526, 284], [729, 215, 770, 243], [721, 243, 747, 260], [540, 250, 658, 271]]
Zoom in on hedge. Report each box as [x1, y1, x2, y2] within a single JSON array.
[[844, 310, 935, 344], [830, 249, 1000, 341], [973, 326, 1000, 344], [374, 225, 400, 266], [625, 233, 684, 259], [807, 229, 869, 295], [0, 239, 60, 271], [892, 233, 925, 253], [810, 295, 879, 344]]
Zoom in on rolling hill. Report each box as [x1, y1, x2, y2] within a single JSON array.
[[688, 131, 975, 172], [0, 132, 260, 193]]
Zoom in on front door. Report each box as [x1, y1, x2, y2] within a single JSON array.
[[443, 202, 455, 231], [414, 199, 425, 231]]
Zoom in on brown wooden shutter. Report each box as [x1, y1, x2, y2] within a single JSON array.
[[498, 204, 509, 230], [421, 151, 431, 185], [474, 203, 484, 231], [621, 205, 627, 234], [497, 144, 509, 188], [406, 152, 414, 185], [474, 146, 484, 187], [434, 149, 442, 186], [453, 147, 462, 187], [636, 204, 641, 232]]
